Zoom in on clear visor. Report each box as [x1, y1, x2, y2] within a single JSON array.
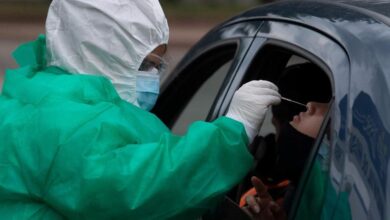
[[139, 53, 169, 78]]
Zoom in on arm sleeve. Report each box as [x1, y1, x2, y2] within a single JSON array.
[[44, 117, 253, 220]]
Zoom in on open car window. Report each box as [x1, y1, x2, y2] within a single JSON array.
[[232, 43, 335, 220]]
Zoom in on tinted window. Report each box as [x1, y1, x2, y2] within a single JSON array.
[[172, 60, 232, 134], [155, 43, 237, 135], [292, 104, 352, 220], [293, 120, 336, 219], [153, 44, 237, 129]]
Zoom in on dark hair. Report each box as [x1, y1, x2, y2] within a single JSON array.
[[272, 63, 332, 124]]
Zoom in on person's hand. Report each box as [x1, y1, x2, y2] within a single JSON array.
[[226, 80, 281, 143], [243, 177, 287, 220]]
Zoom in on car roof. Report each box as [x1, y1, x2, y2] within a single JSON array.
[[342, 0, 390, 21], [221, 0, 390, 46], [212, 0, 390, 97], [227, 0, 390, 25]]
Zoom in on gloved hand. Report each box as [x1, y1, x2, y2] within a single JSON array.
[[226, 80, 281, 143]]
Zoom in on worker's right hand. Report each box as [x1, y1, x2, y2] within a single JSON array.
[[226, 80, 281, 143]]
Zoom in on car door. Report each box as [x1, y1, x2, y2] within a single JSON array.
[[154, 17, 352, 220], [194, 19, 352, 219]]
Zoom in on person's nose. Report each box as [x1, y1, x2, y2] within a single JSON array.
[[306, 102, 316, 115]]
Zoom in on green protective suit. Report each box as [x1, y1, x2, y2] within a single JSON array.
[[0, 35, 253, 219]]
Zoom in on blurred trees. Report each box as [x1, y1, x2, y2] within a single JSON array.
[[165, 0, 277, 5], [0, 0, 277, 4], [179, 0, 256, 3], [162, 0, 279, 21], [0, 0, 49, 2]]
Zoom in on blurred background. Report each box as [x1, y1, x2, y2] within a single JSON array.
[[0, 0, 276, 89]]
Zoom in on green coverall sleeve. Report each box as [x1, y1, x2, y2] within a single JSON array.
[[43, 116, 252, 220]]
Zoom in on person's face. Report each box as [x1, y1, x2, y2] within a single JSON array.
[[290, 102, 329, 138]]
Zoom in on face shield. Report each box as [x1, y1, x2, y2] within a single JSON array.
[[45, 0, 169, 104]]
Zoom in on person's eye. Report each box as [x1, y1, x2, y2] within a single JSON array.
[[139, 60, 156, 71]]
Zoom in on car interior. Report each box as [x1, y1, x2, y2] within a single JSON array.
[[205, 44, 334, 219]]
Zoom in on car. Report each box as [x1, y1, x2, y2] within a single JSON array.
[[152, 1, 390, 219]]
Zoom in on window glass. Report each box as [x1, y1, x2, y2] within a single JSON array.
[[294, 122, 333, 219], [294, 121, 352, 220], [171, 60, 233, 135]]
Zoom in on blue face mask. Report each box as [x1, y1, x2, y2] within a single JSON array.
[[136, 69, 160, 111]]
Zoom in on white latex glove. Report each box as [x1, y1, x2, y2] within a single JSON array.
[[226, 80, 281, 143]]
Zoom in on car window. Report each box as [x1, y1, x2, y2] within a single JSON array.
[[292, 115, 338, 219], [160, 43, 238, 135], [232, 41, 337, 219], [153, 43, 239, 130], [172, 60, 233, 135]]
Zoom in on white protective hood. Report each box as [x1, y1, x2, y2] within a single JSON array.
[[45, 0, 169, 103]]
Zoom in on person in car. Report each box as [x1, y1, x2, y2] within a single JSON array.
[[239, 63, 331, 206], [0, 0, 281, 219], [243, 101, 330, 220], [251, 63, 332, 185]]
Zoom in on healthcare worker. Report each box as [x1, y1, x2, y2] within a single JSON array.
[[0, 0, 280, 219]]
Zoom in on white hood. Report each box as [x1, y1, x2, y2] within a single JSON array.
[[45, 0, 169, 103]]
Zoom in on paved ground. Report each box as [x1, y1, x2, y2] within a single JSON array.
[[0, 20, 218, 89]]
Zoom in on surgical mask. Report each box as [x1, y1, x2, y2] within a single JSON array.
[[136, 68, 160, 111]]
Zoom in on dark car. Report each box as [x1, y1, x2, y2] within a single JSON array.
[[153, 1, 390, 219]]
